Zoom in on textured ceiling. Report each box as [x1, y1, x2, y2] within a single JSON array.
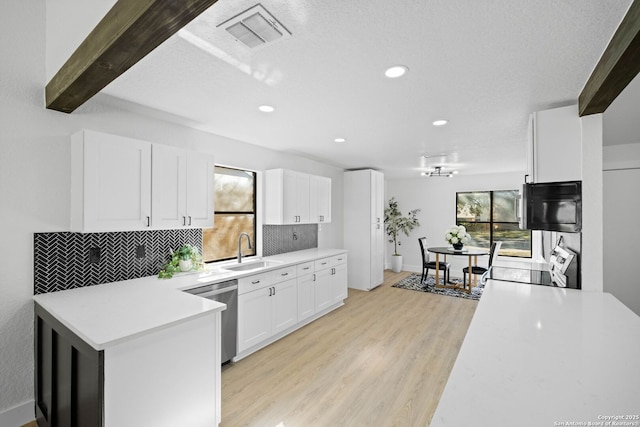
[[94, 0, 634, 178]]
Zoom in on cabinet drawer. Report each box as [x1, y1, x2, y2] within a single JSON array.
[[238, 271, 274, 294], [238, 266, 298, 294], [314, 257, 332, 271], [297, 262, 314, 276], [273, 265, 297, 281], [331, 253, 347, 266]]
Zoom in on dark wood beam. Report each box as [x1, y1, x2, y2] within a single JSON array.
[[579, 0, 640, 116], [45, 0, 220, 113]]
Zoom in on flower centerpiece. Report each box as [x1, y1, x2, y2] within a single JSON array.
[[445, 225, 471, 250]]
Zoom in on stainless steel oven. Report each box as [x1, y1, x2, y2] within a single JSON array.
[[183, 279, 238, 364]]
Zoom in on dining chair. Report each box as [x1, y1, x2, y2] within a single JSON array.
[[418, 237, 451, 284], [463, 241, 502, 287]]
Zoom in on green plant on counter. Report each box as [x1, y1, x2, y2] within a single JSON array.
[[158, 244, 203, 279]]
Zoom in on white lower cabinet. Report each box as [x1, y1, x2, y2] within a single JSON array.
[[238, 287, 272, 352], [315, 255, 348, 310], [297, 262, 316, 322], [236, 253, 348, 360], [272, 279, 298, 334], [314, 266, 334, 312]]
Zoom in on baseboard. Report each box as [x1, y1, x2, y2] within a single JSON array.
[[0, 400, 34, 427]]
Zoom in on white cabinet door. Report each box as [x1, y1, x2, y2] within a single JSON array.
[[314, 267, 333, 312], [151, 144, 187, 229], [283, 169, 310, 224], [332, 262, 348, 303], [297, 273, 316, 322], [152, 146, 214, 229], [238, 288, 271, 353], [271, 278, 298, 335], [371, 223, 384, 289], [530, 104, 582, 183], [370, 170, 384, 224], [185, 151, 215, 228], [73, 130, 152, 232], [310, 175, 331, 223]]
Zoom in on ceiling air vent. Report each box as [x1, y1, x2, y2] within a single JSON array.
[[218, 4, 291, 48]]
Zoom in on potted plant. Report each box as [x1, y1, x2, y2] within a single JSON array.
[[384, 197, 421, 273], [158, 244, 202, 279]]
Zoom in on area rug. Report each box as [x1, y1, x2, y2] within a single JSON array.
[[392, 273, 483, 301]]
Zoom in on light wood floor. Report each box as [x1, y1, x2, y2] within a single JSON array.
[[220, 270, 478, 427]]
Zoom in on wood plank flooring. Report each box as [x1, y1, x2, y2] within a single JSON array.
[[221, 270, 478, 426]]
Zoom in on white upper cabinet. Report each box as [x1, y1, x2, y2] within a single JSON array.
[[185, 151, 215, 228], [71, 130, 214, 232], [151, 145, 214, 229], [309, 175, 331, 223], [265, 169, 331, 224], [71, 130, 152, 232], [528, 104, 582, 183]]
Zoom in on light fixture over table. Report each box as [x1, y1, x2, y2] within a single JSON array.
[[422, 166, 455, 178]]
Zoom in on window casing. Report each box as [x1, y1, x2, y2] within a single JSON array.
[[203, 166, 257, 262], [456, 190, 531, 258]]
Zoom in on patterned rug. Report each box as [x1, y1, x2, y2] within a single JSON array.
[[392, 273, 483, 301]]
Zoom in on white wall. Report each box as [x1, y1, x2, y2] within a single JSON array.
[[580, 114, 604, 292], [385, 172, 526, 276], [603, 143, 640, 316], [0, 1, 343, 421]]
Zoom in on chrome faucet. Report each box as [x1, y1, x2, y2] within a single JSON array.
[[237, 232, 252, 263]]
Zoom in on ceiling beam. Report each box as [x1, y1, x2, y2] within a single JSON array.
[[579, 0, 640, 116], [45, 0, 220, 113]]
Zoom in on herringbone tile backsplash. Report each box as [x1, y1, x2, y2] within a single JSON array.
[[34, 225, 317, 295], [263, 224, 318, 256], [34, 230, 202, 294]]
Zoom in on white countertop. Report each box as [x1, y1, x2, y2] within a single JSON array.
[[431, 280, 640, 427], [33, 248, 347, 350]]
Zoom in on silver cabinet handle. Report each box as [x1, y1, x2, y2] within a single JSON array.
[[182, 216, 186, 226], [252, 280, 261, 284], [268, 287, 272, 296], [146, 216, 150, 227], [303, 267, 310, 270], [281, 272, 289, 276], [188, 216, 192, 226], [312, 274, 316, 281]]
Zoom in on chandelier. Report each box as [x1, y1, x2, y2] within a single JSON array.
[[421, 166, 454, 178]]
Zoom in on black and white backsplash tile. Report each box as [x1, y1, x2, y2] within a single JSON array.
[[34, 229, 202, 295], [263, 224, 318, 256]]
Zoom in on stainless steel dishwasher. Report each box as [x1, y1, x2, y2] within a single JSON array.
[[183, 279, 237, 364]]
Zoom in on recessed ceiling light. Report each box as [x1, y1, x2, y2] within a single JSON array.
[[384, 65, 408, 78], [334, 138, 346, 143], [258, 105, 275, 113], [432, 119, 448, 126]]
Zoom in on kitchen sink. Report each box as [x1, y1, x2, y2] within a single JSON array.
[[222, 261, 279, 272]]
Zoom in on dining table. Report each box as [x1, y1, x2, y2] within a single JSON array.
[[427, 246, 490, 292]]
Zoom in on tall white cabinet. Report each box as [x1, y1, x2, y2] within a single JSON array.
[[344, 169, 384, 291]]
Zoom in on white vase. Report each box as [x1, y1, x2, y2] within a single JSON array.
[[179, 259, 192, 272], [391, 255, 403, 273]]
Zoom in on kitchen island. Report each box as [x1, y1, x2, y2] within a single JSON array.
[[431, 280, 640, 427]]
